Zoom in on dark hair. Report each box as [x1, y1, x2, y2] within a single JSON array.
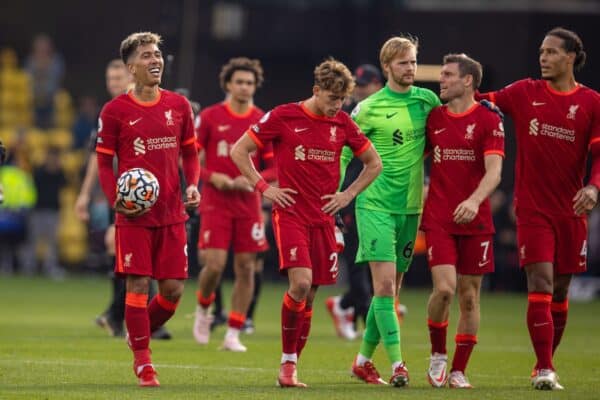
[[219, 57, 264, 92], [119, 32, 162, 64], [546, 27, 586, 71], [442, 53, 483, 90]]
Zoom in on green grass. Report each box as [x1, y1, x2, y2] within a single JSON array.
[[0, 275, 598, 399]]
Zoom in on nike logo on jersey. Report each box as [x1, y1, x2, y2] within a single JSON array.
[[434, 128, 446, 135], [217, 125, 231, 132], [478, 259, 490, 267], [386, 112, 398, 119], [533, 322, 550, 328], [532, 101, 546, 106], [294, 127, 309, 133], [129, 118, 142, 126]]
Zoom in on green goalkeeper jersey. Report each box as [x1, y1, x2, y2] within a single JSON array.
[[343, 84, 440, 214]]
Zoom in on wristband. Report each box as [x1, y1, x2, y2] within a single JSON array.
[[255, 179, 269, 194]]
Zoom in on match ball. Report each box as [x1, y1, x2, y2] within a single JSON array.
[[116, 167, 159, 210]]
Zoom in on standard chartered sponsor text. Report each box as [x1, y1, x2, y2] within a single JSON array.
[[443, 148, 475, 162], [307, 148, 335, 162], [541, 123, 575, 142], [147, 136, 177, 150]]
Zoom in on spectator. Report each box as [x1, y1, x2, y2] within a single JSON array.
[[72, 95, 99, 149], [0, 148, 37, 275], [20, 146, 66, 279], [24, 34, 65, 128]]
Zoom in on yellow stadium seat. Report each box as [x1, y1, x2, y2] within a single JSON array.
[[48, 128, 73, 150], [25, 128, 48, 149]]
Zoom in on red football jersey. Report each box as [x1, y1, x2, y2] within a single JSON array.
[[196, 102, 273, 217], [247, 102, 371, 226], [422, 103, 505, 235], [97, 89, 196, 227], [481, 79, 600, 217]]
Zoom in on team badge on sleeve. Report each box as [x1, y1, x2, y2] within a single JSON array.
[[98, 117, 103, 133], [350, 104, 361, 119]]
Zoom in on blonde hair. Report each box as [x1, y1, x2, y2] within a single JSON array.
[[379, 35, 418, 74], [120, 32, 162, 63], [313, 58, 355, 97]]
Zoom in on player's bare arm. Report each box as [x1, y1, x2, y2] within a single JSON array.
[[231, 133, 297, 207], [231, 175, 253, 192], [74, 155, 98, 221], [454, 154, 502, 224], [321, 145, 381, 215]]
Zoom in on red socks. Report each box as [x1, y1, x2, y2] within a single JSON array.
[[296, 307, 313, 358], [428, 319, 448, 355], [148, 294, 179, 333], [196, 291, 215, 309], [125, 292, 150, 351], [451, 334, 477, 373], [551, 299, 568, 355], [527, 292, 554, 370], [228, 311, 246, 330], [281, 292, 306, 355]]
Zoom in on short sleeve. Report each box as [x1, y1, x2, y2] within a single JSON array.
[[195, 109, 211, 151], [247, 109, 283, 149], [350, 101, 372, 136], [343, 115, 370, 156], [483, 113, 505, 157], [589, 92, 600, 148], [180, 99, 196, 148], [96, 102, 120, 156], [479, 79, 529, 117]]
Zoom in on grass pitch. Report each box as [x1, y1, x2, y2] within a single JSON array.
[[0, 275, 598, 399]]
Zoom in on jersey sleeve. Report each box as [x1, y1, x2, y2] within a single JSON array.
[[344, 115, 371, 156], [477, 79, 529, 116], [350, 101, 372, 137], [483, 113, 506, 157], [588, 93, 600, 188], [247, 109, 283, 149], [195, 109, 211, 151], [180, 98, 197, 148], [96, 102, 120, 156]]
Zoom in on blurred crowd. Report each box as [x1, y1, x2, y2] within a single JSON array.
[[0, 34, 599, 298]]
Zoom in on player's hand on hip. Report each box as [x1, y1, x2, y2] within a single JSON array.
[[453, 198, 479, 224], [210, 172, 235, 191], [573, 185, 598, 215], [184, 185, 201, 209], [74, 193, 90, 222], [232, 175, 254, 192], [114, 198, 149, 218], [321, 191, 353, 215], [263, 186, 297, 208]]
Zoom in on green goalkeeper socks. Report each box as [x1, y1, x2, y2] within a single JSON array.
[[359, 300, 380, 359], [373, 296, 403, 364]]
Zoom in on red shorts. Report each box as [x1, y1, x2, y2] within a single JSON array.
[[425, 230, 494, 275], [115, 223, 188, 280], [198, 211, 268, 253], [272, 210, 338, 286], [516, 208, 587, 274]]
